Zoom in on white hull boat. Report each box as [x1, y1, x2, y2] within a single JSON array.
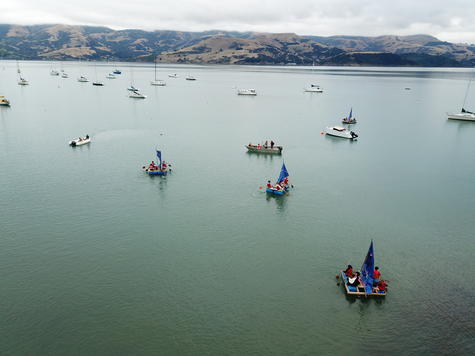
[[168, 74, 178, 78], [77, 76, 89, 82], [324, 126, 358, 139], [106, 73, 116, 79], [0, 96, 10, 106], [304, 85, 323, 93], [186, 76, 196, 81], [151, 80, 166, 86], [69, 136, 91, 146], [447, 111, 475, 121], [238, 89, 257, 96], [61, 73, 69, 78], [18, 78, 29, 85], [50, 70, 59, 76]]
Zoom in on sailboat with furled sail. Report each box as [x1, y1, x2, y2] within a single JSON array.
[[17, 61, 29, 85], [447, 70, 475, 121], [151, 56, 166, 86]]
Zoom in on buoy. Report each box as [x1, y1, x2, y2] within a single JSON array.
[[320, 131, 324, 135]]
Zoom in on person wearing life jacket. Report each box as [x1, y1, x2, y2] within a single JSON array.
[[275, 184, 282, 191], [348, 272, 361, 287], [344, 265, 353, 277], [377, 279, 388, 292], [161, 161, 167, 171], [282, 177, 289, 187], [266, 180, 272, 189], [149, 161, 156, 170], [373, 266, 381, 285]]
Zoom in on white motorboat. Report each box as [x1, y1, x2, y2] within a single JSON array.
[[69, 135, 91, 146], [127, 85, 140, 92], [92, 81, 104, 86], [18, 77, 29, 85], [77, 76, 89, 82], [129, 91, 146, 99], [186, 75, 196, 81], [50, 70, 59, 76], [304, 84, 323, 92], [324, 126, 358, 139], [238, 89, 257, 96], [61, 73, 69, 78], [447, 111, 475, 121], [151, 80, 166, 86], [0, 96, 10, 106], [106, 73, 116, 79], [168, 73, 178, 78]]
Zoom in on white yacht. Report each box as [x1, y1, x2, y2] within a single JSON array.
[[168, 73, 178, 78], [447, 110, 475, 122], [18, 77, 29, 85], [304, 84, 323, 93], [238, 89, 257, 96], [324, 126, 358, 139], [77, 76, 89, 82], [50, 70, 59, 76], [151, 79, 166, 86], [106, 73, 116, 79], [185, 75, 196, 81], [61, 72, 69, 78], [69, 135, 91, 146]]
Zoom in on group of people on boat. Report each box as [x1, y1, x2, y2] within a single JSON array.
[[249, 140, 276, 150], [344, 265, 387, 292], [147, 160, 168, 172], [266, 176, 289, 192]]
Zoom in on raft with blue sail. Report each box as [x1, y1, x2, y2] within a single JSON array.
[[266, 163, 290, 195], [340, 241, 386, 297], [143, 150, 169, 176]]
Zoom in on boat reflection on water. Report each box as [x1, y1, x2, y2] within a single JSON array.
[[265, 192, 288, 212]]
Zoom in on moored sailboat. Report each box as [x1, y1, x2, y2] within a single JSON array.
[[151, 57, 166, 86]]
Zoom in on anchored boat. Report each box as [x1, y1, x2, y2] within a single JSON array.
[[266, 163, 290, 196], [447, 108, 475, 122], [77, 76, 89, 82], [304, 84, 323, 93], [246, 141, 282, 154], [324, 126, 358, 139], [340, 241, 387, 297], [0, 96, 10, 106], [238, 89, 257, 96], [69, 135, 91, 147]]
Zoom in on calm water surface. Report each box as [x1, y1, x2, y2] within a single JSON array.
[[1, 61, 474, 355]]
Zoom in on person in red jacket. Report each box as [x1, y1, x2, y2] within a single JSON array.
[[377, 280, 387, 292], [344, 265, 353, 277], [373, 266, 381, 284]]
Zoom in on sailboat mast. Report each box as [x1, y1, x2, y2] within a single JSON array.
[[462, 70, 474, 110], [154, 56, 157, 81]]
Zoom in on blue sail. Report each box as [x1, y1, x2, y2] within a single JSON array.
[[276, 162, 289, 184], [348, 108, 353, 119], [361, 240, 374, 294], [156, 150, 162, 166]]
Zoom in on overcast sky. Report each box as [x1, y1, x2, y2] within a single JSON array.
[[1, 0, 475, 43]]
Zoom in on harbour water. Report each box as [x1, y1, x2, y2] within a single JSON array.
[[1, 61, 474, 355]]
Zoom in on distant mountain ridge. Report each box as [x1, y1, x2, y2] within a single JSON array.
[[1, 24, 474, 67]]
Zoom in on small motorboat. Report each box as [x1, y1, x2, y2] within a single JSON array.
[[0, 96, 10, 106], [69, 135, 91, 147], [143, 150, 170, 176], [77, 76, 89, 82], [324, 126, 358, 140], [113, 69, 122, 74], [106, 73, 116, 79], [265, 163, 290, 196], [304, 84, 323, 93], [61, 73, 69, 78], [18, 77, 29, 85], [151, 79, 166, 86], [127, 85, 140, 92], [185, 76, 196, 81], [341, 108, 357, 124], [92, 81, 104, 86], [168, 73, 178, 78], [50, 70, 59, 76], [246, 142, 282, 154], [238, 89, 257, 96], [447, 108, 475, 122], [340, 241, 387, 297], [129, 91, 146, 99]]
